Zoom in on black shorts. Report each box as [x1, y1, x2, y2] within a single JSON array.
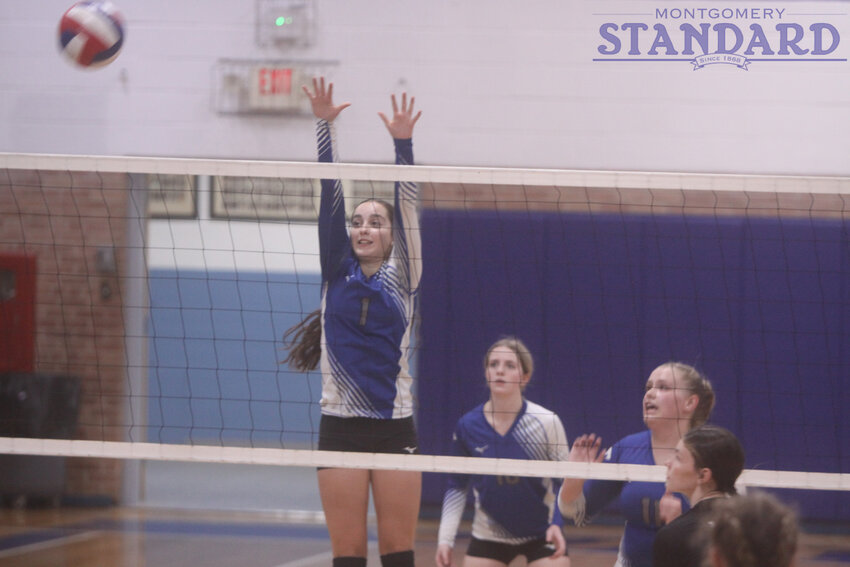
[[466, 536, 563, 564], [318, 415, 419, 455]]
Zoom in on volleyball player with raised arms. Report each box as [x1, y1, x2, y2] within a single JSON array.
[[436, 337, 571, 567], [283, 77, 422, 567]]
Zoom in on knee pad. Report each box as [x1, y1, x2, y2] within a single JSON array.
[[333, 557, 366, 567], [380, 550, 414, 567]]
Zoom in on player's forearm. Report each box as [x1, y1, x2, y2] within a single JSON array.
[[558, 478, 585, 508]]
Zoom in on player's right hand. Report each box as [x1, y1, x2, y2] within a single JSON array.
[[435, 543, 453, 567], [302, 76, 351, 122]]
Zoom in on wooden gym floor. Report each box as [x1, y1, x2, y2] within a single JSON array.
[[0, 506, 847, 567]]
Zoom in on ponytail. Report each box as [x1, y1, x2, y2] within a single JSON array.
[[282, 309, 322, 371]]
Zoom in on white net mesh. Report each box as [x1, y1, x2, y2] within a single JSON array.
[[0, 153, 847, 520]]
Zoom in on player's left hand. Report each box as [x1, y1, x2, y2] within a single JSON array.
[[379, 92, 421, 140]]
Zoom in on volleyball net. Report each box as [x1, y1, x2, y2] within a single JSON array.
[[0, 152, 848, 518]]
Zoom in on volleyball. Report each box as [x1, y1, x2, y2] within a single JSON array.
[[58, 1, 125, 68]]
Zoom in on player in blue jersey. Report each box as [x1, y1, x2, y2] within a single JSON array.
[[435, 337, 571, 567], [283, 77, 422, 567], [558, 362, 715, 567]]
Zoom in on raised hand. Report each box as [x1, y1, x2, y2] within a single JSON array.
[[559, 433, 606, 507], [302, 76, 351, 122], [569, 433, 605, 463], [378, 92, 422, 140]]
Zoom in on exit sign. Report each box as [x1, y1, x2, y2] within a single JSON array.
[[247, 66, 305, 111], [258, 67, 292, 95]]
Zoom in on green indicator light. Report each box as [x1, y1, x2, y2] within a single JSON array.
[[275, 16, 286, 26]]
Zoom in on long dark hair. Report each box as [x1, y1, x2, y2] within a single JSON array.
[[282, 309, 321, 371], [282, 198, 395, 372], [682, 425, 745, 495]]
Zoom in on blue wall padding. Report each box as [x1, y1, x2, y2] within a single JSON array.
[[146, 209, 849, 521], [418, 209, 849, 521], [147, 270, 323, 448]]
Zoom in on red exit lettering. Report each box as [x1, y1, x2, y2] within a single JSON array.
[[257, 68, 293, 95]]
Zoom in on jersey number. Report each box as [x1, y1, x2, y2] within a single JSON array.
[[359, 297, 370, 326]]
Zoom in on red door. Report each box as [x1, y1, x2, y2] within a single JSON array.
[[0, 253, 36, 372]]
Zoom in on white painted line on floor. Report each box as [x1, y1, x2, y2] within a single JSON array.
[[0, 530, 101, 558]]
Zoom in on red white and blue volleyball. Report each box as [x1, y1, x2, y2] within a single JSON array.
[[58, 2, 125, 68]]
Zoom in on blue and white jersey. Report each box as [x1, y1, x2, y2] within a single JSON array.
[[564, 430, 689, 567], [316, 120, 422, 419], [437, 400, 569, 547]]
